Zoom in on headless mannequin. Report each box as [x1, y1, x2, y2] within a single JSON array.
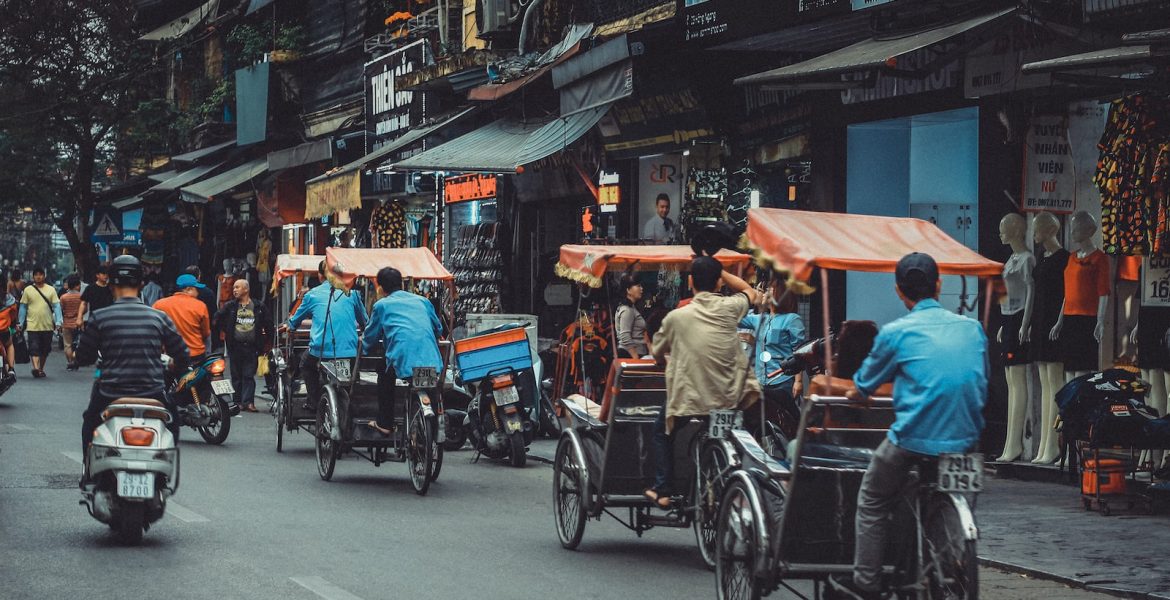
[[996, 214, 1036, 462], [1117, 256, 1141, 361], [1030, 212, 1068, 464], [1047, 211, 1110, 462]]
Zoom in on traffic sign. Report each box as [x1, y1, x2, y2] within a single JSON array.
[[91, 207, 123, 242]]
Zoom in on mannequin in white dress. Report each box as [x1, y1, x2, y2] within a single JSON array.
[[996, 213, 1035, 462]]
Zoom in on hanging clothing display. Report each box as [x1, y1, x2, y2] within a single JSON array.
[[370, 201, 407, 248], [1095, 95, 1170, 256]]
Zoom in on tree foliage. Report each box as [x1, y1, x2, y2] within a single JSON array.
[[0, 0, 164, 277]]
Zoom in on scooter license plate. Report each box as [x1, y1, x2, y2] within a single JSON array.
[[210, 379, 235, 396], [413, 367, 437, 389], [495, 385, 520, 407], [116, 472, 155, 499], [937, 453, 984, 493], [708, 409, 743, 439]]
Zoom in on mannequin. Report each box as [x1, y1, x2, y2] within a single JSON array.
[[996, 213, 1036, 462], [1130, 262, 1170, 471], [1117, 255, 1141, 360], [1049, 210, 1111, 461], [217, 259, 239, 310], [1029, 212, 1071, 464]]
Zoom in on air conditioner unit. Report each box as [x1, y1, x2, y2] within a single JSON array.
[[476, 0, 521, 39]]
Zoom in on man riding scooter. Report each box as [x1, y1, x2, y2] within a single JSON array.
[[75, 255, 190, 482]]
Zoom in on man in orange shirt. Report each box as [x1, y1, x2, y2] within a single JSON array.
[[153, 274, 211, 363]]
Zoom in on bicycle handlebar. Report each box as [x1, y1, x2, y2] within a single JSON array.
[[808, 394, 894, 407]]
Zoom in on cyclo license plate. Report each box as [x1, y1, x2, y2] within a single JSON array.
[[708, 409, 743, 439], [937, 453, 984, 493], [210, 379, 234, 396], [413, 367, 438, 388], [116, 472, 155, 499], [325, 359, 352, 380], [495, 385, 520, 407]]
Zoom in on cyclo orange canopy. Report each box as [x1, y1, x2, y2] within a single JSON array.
[[555, 245, 752, 288], [745, 208, 1003, 281], [272, 254, 324, 286], [325, 246, 453, 290]]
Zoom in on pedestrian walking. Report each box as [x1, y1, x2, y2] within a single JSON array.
[[17, 266, 62, 377], [140, 273, 163, 307], [152, 274, 211, 364], [7, 268, 25, 299], [77, 265, 112, 326], [214, 280, 272, 413], [59, 275, 83, 370], [0, 273, 17, 381]]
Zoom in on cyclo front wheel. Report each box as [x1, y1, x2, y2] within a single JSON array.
[[924, 494, 978, 600], [553, 436, 587, 549], [695, 439, 730, 570], [405, 398, 433, 496], [275, 374, 288, 452], [715, 479, 767, 600]]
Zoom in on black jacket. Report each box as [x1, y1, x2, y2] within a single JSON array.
[[213, 299, 272, 354]]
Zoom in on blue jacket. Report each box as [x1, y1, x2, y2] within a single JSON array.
[[853, 299, 988, 456], [288, 283, 367, 359], [740, 312, 805, 389], [362, 290, 443, 377]]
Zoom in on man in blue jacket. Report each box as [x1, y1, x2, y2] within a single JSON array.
[[362, 267, 443, 434], [285, 262, 367, 409], [828, 253, 988, 600]]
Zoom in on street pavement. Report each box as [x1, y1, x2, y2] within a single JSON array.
[[0, 364, 1138, 599]]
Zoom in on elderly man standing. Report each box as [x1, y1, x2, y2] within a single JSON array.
[[644, 256, 760, 507], [214, 280, 272, 413]]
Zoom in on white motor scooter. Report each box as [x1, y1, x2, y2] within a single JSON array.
[[80, 397, 179, 544]]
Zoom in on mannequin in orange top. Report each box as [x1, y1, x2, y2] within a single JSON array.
[[1048, 210, 1111, 457]]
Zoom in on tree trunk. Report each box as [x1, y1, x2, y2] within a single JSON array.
[[62, 140, 100, 280]]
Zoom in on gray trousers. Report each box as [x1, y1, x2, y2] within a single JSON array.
[[853, 438, 927, 591]]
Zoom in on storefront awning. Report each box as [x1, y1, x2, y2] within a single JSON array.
[[171, 140, 235, 164], [139, 0, 219, 41], [112, 195, 145, 211], [734, 8, 1017, 89], [390, 104, 611, 173], [148, 163, 223, 192], [147, 170, 177, 183], [303, 107, 478, 219], [268, 139, 333, 171], [467, 23, 593, 102], [326, 247, 453, 288], [1021, 45, 1166, 74], [179, 158, 268, 203]]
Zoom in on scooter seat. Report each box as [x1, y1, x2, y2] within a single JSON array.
[[110, 397, 167, 408]]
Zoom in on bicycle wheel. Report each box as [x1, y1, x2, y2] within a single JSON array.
[[275, 375, 287, 453], [924, 495, 978, 600], [406, 399, 433, 495], [316, 396, 337, 481], [715, 480, 766, 600], [553, 436, 587, 549], [695, 440, 730, 569], [429, 413, 444, 481]]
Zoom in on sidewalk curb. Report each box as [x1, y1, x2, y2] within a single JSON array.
[[978, 557, 1148, 599]]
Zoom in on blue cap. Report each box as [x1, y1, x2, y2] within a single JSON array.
[[175, 274, 206, 289]]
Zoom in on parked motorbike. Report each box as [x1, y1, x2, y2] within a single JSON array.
[[80, 397, 179, 544], [166, 354, 237, 444], [463, 369, 533, 467]]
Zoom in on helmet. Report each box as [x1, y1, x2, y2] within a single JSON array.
[[109, 255, 143, 287]]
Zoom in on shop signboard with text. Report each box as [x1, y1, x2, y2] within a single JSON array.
[[365, 40, 432, 153], [444, 174, 497, 204], [1021, 115, 1076, 214], [680, 0, 789, 47], [1143, 256, 1170, 307]]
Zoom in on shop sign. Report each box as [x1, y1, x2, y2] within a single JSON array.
[[598, 185, 620, 213], [1021, 115, 1076, 214], [851, 0, 895, 9], [963, 24, 1081, 98], [1143, 256, 1170, 306], [840, 45, 961, 105], [680, 0, 790, 46], [365, 40, 432, 152], [444, 174, 497, 204]]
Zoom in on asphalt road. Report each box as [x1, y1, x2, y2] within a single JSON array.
[[0, 365, 1120, 599]]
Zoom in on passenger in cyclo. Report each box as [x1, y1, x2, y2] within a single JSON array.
[[739, 277, 806, 437], [644, 256, 761, 509], [827, 253, 988, 600], [361, 267, 443, 436], [282, 262, 367, 410]]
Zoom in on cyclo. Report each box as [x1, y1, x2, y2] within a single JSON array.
[[549, 244, 756, 567], [714, 208, 1001, 600], [292, 247, 454, 495], [268, 252, 325, 452]]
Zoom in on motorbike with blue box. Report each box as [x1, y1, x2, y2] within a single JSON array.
[[453, 324, 536, 467]]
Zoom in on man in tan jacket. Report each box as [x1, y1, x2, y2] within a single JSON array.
[[645, 256, 760, 507]]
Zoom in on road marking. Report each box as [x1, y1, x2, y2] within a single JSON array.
[[291, 577, 367, 600], [61, 451, 208, 523], [8, 423, 34, 431]]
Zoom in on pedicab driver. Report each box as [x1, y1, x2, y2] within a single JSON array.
[[282, 261, 367, 409], [644, 256, 760, 508], [828, 253, 988, 600], [361, 267, 443, 435]]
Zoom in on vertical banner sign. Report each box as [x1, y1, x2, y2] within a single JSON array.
[[1143, 256, 1170, 306], [1022, 115, 1076, 214], [366, 40, 432, 153]]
